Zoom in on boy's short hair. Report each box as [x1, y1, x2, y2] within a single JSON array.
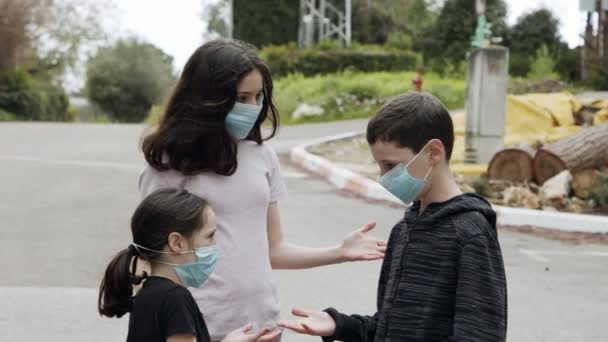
[[366, 92, 454, 161]]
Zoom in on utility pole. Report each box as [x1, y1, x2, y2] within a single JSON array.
[[228, 0, 234, 39], [299, 0, 351, 48]]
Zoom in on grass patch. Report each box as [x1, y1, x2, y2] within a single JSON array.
[[274, 70, 466, 124]]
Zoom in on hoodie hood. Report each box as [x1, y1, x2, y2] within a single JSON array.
[[408, 193, 497, 231]]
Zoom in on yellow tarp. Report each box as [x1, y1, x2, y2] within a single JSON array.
[[450, 92, 602, 168], [595, 109, 608, 125]]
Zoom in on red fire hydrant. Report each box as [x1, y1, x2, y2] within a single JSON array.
[[412, 67, 424, 92]]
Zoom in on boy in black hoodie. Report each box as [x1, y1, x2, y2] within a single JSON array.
[[279, 92, 507, 342]]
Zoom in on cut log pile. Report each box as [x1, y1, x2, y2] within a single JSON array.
[[489, 123, 608, 184], [486, 123, 608, 210]]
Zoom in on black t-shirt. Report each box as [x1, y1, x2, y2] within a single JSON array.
[[127, 276, 211, 342]]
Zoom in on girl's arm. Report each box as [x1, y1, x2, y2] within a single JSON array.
[[267, 203, 387, 270]]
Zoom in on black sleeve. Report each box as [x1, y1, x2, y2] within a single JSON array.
[[451, 234, 507, 342], [320, 222, 401, 342], [161, 287, 198, 338], [322, 309, 379, 342]]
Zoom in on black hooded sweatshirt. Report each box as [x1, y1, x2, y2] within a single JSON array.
[[323, 193, 507, 342]]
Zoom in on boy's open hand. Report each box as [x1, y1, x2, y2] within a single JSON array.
[[339, 221, 387, 262], [277, 308, 336, 337]]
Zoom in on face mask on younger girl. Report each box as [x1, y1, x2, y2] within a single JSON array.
[[132, 243, 218, 288]]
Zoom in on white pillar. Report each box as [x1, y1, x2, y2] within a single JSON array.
[[464, 47, 509, 164]]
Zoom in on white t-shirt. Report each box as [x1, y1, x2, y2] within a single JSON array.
[[139, 141, 287, 340]]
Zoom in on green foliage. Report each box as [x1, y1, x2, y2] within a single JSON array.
[[591, 173, 608, 207], [352, 0, 437, 44], [260, 43, 419, 77], [233, 0, 299, 47], [509, 9, 561, 58], [86, 38, 175, 123], [509, 53, 531, 78], [0, 108, 16, 121], [273, 71, 465, 124], [527, 46, 559, 80], [508, 8, 563, 77], [204, 0, 230, 39], [421, 0, 508, 74], [65, 105, 79, 122], [554, 45, 577, 82], [590, 63, 608, 91], [385, 33, 414, 51], [0, 68, 69, 121]]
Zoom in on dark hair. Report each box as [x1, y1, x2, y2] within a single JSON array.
[[98, 188, 210, 318], [142, 39, 280, 176], [366, 92, 454, 161]]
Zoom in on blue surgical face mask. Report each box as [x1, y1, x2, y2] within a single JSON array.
[[379, 147, 433, 204], [225, 98, 263, 140], [132, 243, 218, 288]]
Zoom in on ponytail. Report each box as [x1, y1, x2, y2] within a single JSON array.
[[98, 245, 147, 318]]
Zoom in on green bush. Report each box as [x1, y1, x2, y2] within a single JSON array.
[[260, 43, 420, 77], [0, 69, 69, 121], [86, 38, 175, 123], [0, 108, 16, 121], [527, 46, 560, 81], [590, 63, 608, 91], [385, 33, 414, 51]]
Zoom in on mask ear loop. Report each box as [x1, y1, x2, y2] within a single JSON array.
[[423, 164, 433, 181]]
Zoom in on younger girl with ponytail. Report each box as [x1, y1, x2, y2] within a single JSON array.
[[98, 188, 281, 342]]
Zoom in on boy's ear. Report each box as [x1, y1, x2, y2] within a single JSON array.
[[428, 139, 445, 165]]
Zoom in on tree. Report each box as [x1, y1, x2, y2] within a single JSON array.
[[203, 0, 230, 40], [352, 0, 438, 44], [508, 8, 562, 77], [421, 0, 508, 74], [0, 0, 109, 77], [232, 0, 299, 47], [85, 38, 175, 123]]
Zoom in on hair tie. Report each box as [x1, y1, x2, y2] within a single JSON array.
[[128, 244, 140, 256]]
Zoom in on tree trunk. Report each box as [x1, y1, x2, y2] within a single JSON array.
[[533, 123, 608, 184], [487, 146, 535, 183]]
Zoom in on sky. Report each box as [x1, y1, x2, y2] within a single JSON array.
[[114, 0, 585, 73]]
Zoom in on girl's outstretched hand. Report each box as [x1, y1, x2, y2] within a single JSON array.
[[339, 221, 387, 262]]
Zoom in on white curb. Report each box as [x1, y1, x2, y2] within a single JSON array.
[[289, 132, 608, 234]]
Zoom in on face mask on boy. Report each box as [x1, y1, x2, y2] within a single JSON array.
[[379, 145, 433, 204]]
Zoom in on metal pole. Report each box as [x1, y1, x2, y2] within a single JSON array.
[[319, 0, 326, 41], [298, 0, 305, 47], [345, 0, 351, 46], [228, 0, 234, 39]]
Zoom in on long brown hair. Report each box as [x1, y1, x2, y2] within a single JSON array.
[[142, 39, 280, 176]]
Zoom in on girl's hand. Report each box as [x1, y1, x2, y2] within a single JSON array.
[[278, 308, 336, 337], [222, 324, 281, 342], [338, 222, 387, 262]]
